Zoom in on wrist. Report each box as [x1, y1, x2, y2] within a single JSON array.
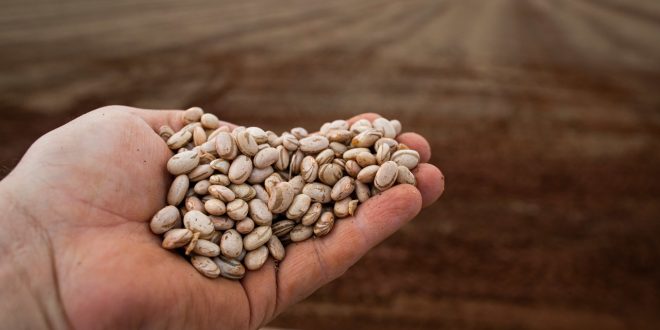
[[0, 180, 71, 329]]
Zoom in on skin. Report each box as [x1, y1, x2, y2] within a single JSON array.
[[0, 106, 444, 329]]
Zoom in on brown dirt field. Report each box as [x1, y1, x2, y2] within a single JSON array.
[[1, 0, 660, 329]]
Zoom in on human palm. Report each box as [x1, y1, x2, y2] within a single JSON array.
[[0, 106, 444, 329]]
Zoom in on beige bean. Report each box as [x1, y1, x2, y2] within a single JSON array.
[[244, 245, 269, 270], [376, 143, 392, 164], [326, 129, 353, 143], [333, 197, 351, 218], [391, 150, 420, 170], [247, 166, 274, 184], [214, 256, 246, 280], [318, 163, 344, 186], [290, 127, 308, 139], [267, 131, 282, 147], [183, 210, 214, 235], [243, 226, 273, 251], [188, 164, 213, 181], [289, 150, 304, 175], [150, 205, 181, 234], [313, 212, 335, 237], [253, 184, 269, 203], [345, 160, 361, 178], [183, 107, 204, 123], [351, 129, 383, 148], [264, 173, 284, 195], [302, 182, 332, 203], [281, 133, 299, 151], [226, 199, 249, 220], [286, 194, 312, 220], [315, 149, 335, 165], [300, 156, 319, 183], [210, 159, 230, 174], [267, 236, 285, 261], [253, 147, 279, 168], [167, 130, 192, 150], [390, 119, 402, 136], [159, 125, 174, 141], [356, 165, 380, 183], [350, 119, 372, 132], [228, 183, 256, 201], [374, 161, 398, 191], [331, 176, 355, 201], [167, 149, 200, 175], [204, 198, 226, 216], [228, 155, 253, 184], [193, 239, 221, 257], [193, 126, 207, 146], [271, 220, 296, 237], [355, 180, 371, 203], [219, 229, 243, 258], [356, 152, 377, 167], [301, 202, 322, 226], [167, 174, 189, 206], [268, 182, 295, 213], [249, 199, 273, 226], [193, 180, 211, 195], [299, 135, 329, 153], [246, 127, 268, 143], [162, 228, 193, 249], [236, 217, 255, 234], [209, 174, 230, 186], [200, 113, 220, 129], [342, 147, 370, 160], [333, 158, 346, 169], [288, 175, 305, 195], [208, 185, 235, 202], [320, 122, 332, 135], [274, 145, 290, 171], [329, 142, 348, 157], [290, 224, 313, 242], [397, 165, 416, 185], [373, 117, 396, 139], [374, 137, 398, 151], [236, 130, 258, 156], [191, 255, 220, 278], [208, 126, 230, 141], [215, 132, 238, 160], [210, 216, 234, 230], [185, 196, 205, 212]]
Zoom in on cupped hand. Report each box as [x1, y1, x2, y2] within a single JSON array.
[[0, 106, 444, 329]]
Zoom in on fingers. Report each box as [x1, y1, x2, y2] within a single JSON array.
[[273, 184, 422, 315], [413, 163, 445, 207], [397, 132, 431, 163], [240, 259, 278, 329]]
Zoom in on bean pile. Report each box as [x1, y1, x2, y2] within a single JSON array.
[[150, 107, 420, 279]]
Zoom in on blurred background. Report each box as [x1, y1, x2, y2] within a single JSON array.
[[1, 0, 659, 329]]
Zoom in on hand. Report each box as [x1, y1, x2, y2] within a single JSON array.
[[0, 106, 444, 329]]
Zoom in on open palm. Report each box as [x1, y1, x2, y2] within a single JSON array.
[[0, 106, 444, 329]]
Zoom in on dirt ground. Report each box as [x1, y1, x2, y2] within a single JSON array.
[[1, 0, 660, 329]]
